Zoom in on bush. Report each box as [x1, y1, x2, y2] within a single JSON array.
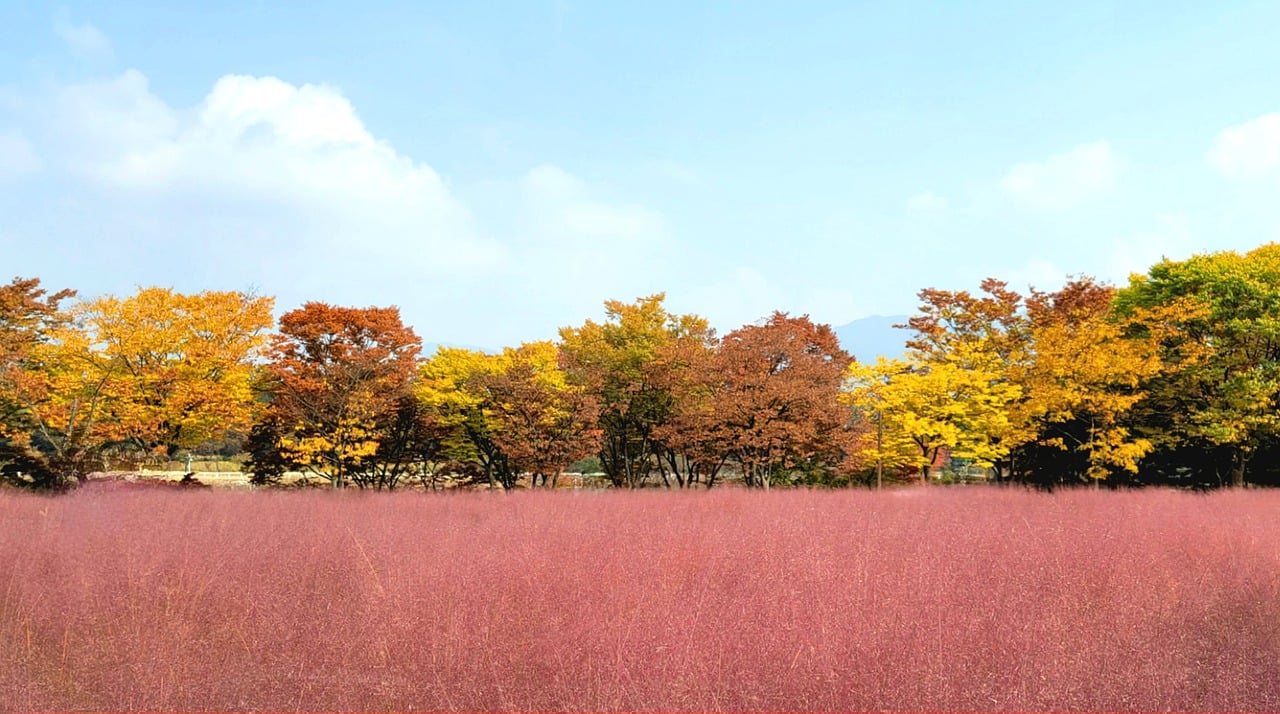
[[568, 455, 603, 474]]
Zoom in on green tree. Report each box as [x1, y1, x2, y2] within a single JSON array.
[[1116, 244, 1280, 487]]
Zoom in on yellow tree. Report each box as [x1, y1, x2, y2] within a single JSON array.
[[16, 287, 273, 481], [77, 288, 275, 457], [843, 355, 1020, 484], [902, 277, 1163, 484], [416, 346, 516, 489], [1017, 279, 1162, 482]]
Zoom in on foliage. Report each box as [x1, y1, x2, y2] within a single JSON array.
[[844, 356, 1020, 482], [885, 277, 1162, 485], [707, 313, 854, 488], [416, 346, 515, 488], [74, 287, 274, 455], [1017, 279, 1162, 483], [10, 244, 1280, 490], [648, 326, 728, 488], [3, 285, 271, 486], [481, 341, 601, 487], [1116, 244, 1280, 486], [258, 302, 426, 489], [559, 294, 713, 488], [0, 278, 75, 488]]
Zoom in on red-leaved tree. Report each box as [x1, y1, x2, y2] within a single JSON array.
[[700, 313, 855, 488], [252, 303, 427, 489]]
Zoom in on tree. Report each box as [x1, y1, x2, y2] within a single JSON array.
[[417, 347, 516, 489], [1115, 244, 1280, 487], [482, 341, 600, 488], [258, 303, 425, 489], [898, 277, 1159, 485], [4, 286, 272, 484], [844, 356, 1020, 484], [708, 313, 853, 489], [1016, 279, 1161, 484], [649, 331, 729, 488], [0, 278, 76, 488], [903, 279, 1032, 478], [243, 412, 298, 487], [559, 294, 712, 488], [75, 288, 275, 458]]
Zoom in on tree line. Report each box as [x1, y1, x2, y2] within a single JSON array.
[[4, 243, 1280, 491]]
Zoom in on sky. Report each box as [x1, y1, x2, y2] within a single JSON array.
[[2, 1, 1280, 351]]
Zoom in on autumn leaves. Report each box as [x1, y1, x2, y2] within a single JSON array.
[[845, 278, 1160, 484], [5, 242, 1280, 489], [0, 284, 272, 487]]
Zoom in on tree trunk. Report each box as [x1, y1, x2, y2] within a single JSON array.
[[1230, 449, 1248, 488]]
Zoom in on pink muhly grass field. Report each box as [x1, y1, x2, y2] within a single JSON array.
[[0, 485, 1277, 712]]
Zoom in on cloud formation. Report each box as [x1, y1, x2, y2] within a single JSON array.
[[1001, 141, 1122, 210], [54, 18, 113, 58], [1209, 113, 1280, 180], [1, 65, 684, 347]]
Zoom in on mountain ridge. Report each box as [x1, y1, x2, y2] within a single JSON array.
[[832, 315, 912, 362]]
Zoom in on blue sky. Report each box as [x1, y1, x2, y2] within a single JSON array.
[[3, 2, 1280, 350]]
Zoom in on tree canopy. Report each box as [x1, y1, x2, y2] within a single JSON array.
[[8, 242, 1280, 490]]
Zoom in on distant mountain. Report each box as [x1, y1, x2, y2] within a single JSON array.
[[832, 315, 912, 362]]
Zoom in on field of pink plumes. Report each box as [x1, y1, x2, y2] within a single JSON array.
[[1, 486, 1276, 712]]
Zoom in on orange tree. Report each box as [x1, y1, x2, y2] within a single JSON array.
[[649, 327, 727, 488], [251, 303, 428, 489], [0, 277, 76, 488], [481, 341, 601, 488], [705, 313, 854, 489]]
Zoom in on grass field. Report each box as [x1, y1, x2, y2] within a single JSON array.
[[1, 485, 1276, 711]]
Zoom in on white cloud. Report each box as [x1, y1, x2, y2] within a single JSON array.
[[522, 165, 665, 244], [0, 129, 40, 180], [503, 164, 673, 330], [1209, 113, 1280, 180], [677, 266, 785, 334], [54, 18, 112, 58], [906, 191, 948, 211], [1004, 259, 1069, 293], [1000, 141, 1123, 210], [1, 65, 684, 348], [1105, 213, 1193, 284], [42, 70, 500, 274]]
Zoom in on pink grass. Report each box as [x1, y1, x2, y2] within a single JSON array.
[[0, 485, 1277, 711]]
